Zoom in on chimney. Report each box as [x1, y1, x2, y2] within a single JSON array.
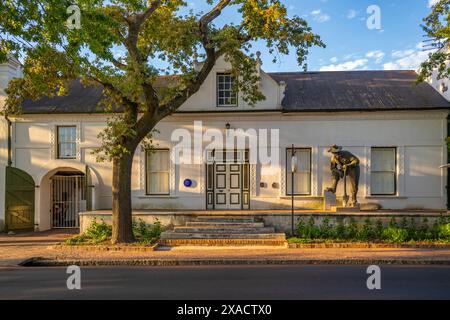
[[0, 56, 22, 110]]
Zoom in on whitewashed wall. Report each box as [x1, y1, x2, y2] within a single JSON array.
[[0, 58, 22, 231], [6, 109, 448, 230]]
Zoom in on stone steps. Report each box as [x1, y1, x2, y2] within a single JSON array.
[[186, 222, 265, 228], [159, 215, 286, 247], [173, 226, 276, 233], [159, 238, 288, 247], [161, 232, 286, 240], [195, 216, 256, 223]]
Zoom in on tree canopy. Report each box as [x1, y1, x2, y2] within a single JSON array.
[[418, 0, 450, 82], [0, 0, 324, 243]]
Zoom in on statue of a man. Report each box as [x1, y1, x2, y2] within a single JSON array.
[[326, 145, 360, 207]]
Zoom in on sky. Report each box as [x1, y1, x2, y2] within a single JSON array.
[[186, 0, 439, 72]]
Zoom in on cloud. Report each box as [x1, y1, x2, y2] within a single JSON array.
[[319, 59, 368, 71], [366, 50, 385, 64], [383, 42, 433, 70], [330, 57, 338, 63], [310, 9, 330, 23], [428, 0, 439, 8], [347, 9, 357, 19]]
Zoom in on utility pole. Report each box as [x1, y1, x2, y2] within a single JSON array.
[[290, 144, 297, 236]]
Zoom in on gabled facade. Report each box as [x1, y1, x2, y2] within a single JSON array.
[[0, 55, 449, 232]]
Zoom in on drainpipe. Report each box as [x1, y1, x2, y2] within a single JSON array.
[[5, 115, 12, 167], [447, 115, 450, 210]]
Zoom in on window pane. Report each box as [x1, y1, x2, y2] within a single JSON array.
[[286, 148, 311, 195], [217, 73, 237, 107], [372, 148, 395, 171], [147, 173, 170, 194], [146, 150, 170, 194], [59, 143, 76, 158], [371, 172, 395, 195], [57, 126, 77, 158], [371, 147, 396, 195], [147, 150, 169, 172]]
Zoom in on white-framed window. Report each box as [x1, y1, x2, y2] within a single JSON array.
[[371, 147, 397, 195], [146, 149, 170, 195], [217, 73, 237, 107], [286, 148, 312, 196], [57, 126, 77, 159]]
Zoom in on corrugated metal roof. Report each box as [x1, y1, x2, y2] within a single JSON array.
[[269, 70, 450, 111], [20, 70, 450, 114]]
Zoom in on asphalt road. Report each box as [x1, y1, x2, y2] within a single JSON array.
[[0, 265, 449, 300]]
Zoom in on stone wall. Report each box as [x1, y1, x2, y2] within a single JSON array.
[[79, 210, 449, 234]]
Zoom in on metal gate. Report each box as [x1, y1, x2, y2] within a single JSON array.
[[51, 174, 86, 228], [5, 166, 35, 231]]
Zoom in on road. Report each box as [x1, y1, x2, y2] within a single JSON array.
[[0, 265, 449, 300]]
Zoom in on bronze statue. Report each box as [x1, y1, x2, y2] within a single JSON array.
[[326, 145, 360, 207]]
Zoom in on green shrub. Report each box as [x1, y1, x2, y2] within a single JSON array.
[[65, 235, 87, 245], [334, 221, 346, 240], [347, 218, 358, 239], [319, 217, 333, 239], [85, 219, 112, 243], [381, 227, 409, 243], [65, 218, 163, 245], [289, 216, 450, 244], [357, 219, 374, 241], [374, 220, 383, 239], [132, 218, 163, 244], [438, 223, 450, 240]]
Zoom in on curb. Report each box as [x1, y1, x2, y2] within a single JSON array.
[[288, 243, 450, 249], [19, 257, 450, 267], [48, 244, 158, 252]]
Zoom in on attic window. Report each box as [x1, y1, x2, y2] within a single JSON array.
[[217, 73, 237, 107]]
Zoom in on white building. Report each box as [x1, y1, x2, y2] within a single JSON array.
[[0, 56, 449, 232]]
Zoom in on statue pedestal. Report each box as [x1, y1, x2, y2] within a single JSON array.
[[333, 204, 361, 213], [323, 190, 336, 211]]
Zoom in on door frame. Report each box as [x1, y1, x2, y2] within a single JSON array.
[[205, 149, 250, 210]]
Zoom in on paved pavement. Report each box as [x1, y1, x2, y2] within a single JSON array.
[[0, 265, 450, 299], [0, 229, 77, 266], [2, 230, 450, 266]]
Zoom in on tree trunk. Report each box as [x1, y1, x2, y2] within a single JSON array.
[[111, 152, 135, 244]]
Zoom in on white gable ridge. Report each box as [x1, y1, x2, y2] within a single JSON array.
[[178, 54, 285, 112]]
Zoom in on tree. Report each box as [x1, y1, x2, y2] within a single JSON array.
[[0, 0, 324, 243], [417, 0, 450, 82], [417, 0, 450, 148]]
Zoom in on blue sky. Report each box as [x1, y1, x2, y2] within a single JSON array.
[[187, 0, 437, 72]]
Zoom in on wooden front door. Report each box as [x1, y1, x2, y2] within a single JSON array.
[[214, 163, 242, 210], [5, 167, 35, 231]]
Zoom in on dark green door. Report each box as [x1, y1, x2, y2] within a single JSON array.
[[5, 167, 35, 231]]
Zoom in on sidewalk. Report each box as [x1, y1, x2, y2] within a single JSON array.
[[2, 230, 450, 266], [0, 229, 77, 266]]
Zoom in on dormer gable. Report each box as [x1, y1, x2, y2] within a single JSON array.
[[178, 54, 286, 112]]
